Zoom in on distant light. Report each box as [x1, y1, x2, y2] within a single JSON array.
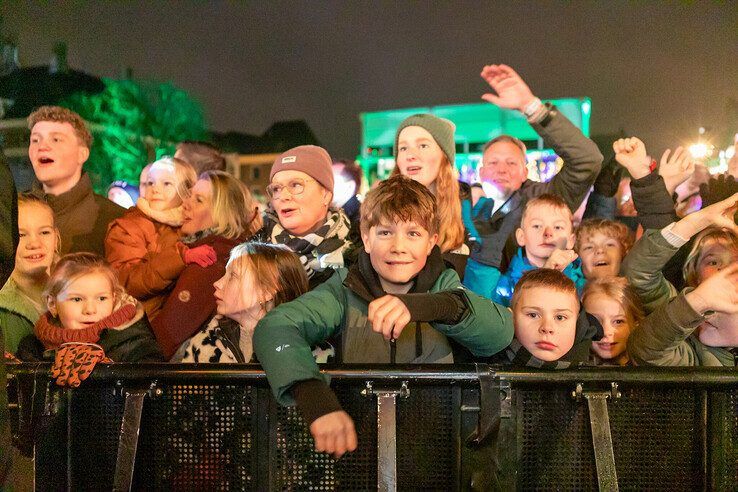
[[689, 142, 710, 159], [727, 145, 735, 159], [582, 101, 591, 115], [698, 127, 706, 135]]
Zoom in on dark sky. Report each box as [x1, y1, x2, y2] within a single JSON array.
[[4, 1, 737, 158]]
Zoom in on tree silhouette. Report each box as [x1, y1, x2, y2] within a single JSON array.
[[63, 78, 207, 192]]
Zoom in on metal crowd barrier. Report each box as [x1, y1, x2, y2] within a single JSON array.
[[6, 363, 738, 491]]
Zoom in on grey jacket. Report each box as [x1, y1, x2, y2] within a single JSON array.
[[467, 105, 603, 269], [623, 229, 735, 367]]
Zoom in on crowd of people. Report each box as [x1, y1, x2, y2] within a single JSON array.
[[2, 63, 738, 462]]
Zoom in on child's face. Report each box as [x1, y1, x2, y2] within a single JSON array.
[[584, 293, 631, 360], [213, 263, 269, 323], [362, 220, 438, 293], [181, 179, 215, 235], [515, 204, 575, 267], [395, 126, 445, 189], [16, 202, 57, 277], [144, 166, 181, 211], [696, 241, 738, 283], [578, 232, 623, 280], [50, 272, 115, 330], [513, 286, 578, 362]]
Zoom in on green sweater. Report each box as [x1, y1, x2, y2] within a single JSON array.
[[0, 278, 41, 354], [254, 265, 513, 407]]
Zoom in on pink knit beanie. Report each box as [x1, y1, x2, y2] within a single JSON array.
[[270, 145, 334, 193]]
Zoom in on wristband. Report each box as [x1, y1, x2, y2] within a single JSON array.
[[649, 158, 658, 173], [522, 97, 543, 118]]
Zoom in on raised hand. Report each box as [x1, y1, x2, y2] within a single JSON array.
[[480, 64, 536, 112], [368, 295, 411, 341], [672, 192, 738, 239], [699, 174, 738, 208], [659, 147, 695, 195], [613, 137, 651, 179], [685, 264, 738, 315], [309, 410, 358, 459]]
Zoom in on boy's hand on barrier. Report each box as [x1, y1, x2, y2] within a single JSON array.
[[480, 64, 536, 112], [51, 343, 112, 387], [310, 410, 357, 459], [685, 264, 738, 315], [659, 147, 695, 195], [613, 137, 651, 180], [180, 244, 217, 267], [368, 295, 412, 341], [543, 249, 578, 271]]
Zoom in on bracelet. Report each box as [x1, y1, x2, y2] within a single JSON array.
[[522, 98, 543, 118]]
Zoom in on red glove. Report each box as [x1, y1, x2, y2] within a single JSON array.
[[51, 343, 112, 387], [180, 244, 217, 267]]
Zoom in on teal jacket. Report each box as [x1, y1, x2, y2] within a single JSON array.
[[254, 252, 514, 406], [0, 277, 41, 354]]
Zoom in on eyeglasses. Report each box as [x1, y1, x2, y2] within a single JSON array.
[[266, 178, 316, 199]]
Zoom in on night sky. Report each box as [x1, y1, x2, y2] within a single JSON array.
[[4, 2, 737, 158]]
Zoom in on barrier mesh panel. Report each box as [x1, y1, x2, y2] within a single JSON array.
[[133, 383, 257, 491], [518, 387, 702, 491], [69, 386, 125, 489], [272, 384, 377, 491], [715, 389, 738, 487], [396, 386, 455, 491]]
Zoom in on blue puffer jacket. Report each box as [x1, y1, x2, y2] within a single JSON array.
[[491, 248, 586, 307]]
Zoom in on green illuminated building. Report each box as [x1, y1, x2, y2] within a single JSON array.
[[357, 98, 591, 184]]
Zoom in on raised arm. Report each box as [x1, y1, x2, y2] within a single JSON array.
[[480, 64, 603, 211], [629, 264, 738, 366]]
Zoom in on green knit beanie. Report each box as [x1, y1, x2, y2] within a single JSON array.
[[393, 114, 456, 165]]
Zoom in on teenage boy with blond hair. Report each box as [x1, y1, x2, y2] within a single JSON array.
[[254, 174, 514, 458], [492, 194, 585, 306]]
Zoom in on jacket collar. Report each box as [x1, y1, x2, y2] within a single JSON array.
[[0, 278, 43, 323], [33, 173, 94, 216], [343, 246, 447, 303]]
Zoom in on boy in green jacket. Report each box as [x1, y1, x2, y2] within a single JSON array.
[[623, 192, 738, 366], [253, 175, 514, 458]]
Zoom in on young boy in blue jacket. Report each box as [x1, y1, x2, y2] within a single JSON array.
[[492, 194, 586, 306], [254, 175, 514, 458]]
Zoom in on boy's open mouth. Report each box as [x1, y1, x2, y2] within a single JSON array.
[[385, 260, 412, 266], [38, 157, 55, 164], [24, 253, 46, 261], [279, 207, 297, 217], [594, 260, 610, 267]]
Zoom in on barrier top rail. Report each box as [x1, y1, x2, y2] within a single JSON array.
[[7, 362, 738, 386]]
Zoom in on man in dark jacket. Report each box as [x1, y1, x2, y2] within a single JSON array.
[[28, 106, 124, 255], [463, 64, 603, 298]]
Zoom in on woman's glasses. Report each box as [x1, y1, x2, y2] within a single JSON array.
[[266, 178, 316, 199]]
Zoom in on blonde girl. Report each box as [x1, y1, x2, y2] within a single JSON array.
[[105, 156, 209, 320], [582, 277, 644, 366]]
